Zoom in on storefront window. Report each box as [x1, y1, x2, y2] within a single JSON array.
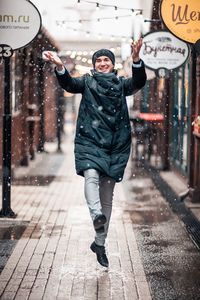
[[141, 81, 150, 113], [170, 62, 190, 176]]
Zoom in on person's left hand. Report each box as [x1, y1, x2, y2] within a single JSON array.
[[131, 38, 143, 62]]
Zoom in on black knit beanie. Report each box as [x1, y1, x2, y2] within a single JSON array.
[[92, 49, 115, 67]]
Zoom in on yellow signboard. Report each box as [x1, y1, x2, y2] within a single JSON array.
[[160, 0, 200, 44]]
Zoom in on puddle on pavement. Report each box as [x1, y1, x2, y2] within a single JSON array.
[[125, 207, 172, 226], [12, 175, 70, 186], [143, 237, 175, 249], [0, 220, 28, 274], [0, 220, 28, 240], [12, 175, 55, 186]]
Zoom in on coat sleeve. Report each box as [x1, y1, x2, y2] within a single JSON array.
[[123, 60, 147, 96], [55, 67, 85, 94]]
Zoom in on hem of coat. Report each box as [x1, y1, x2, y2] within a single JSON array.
[[76, 168, 122, 183]]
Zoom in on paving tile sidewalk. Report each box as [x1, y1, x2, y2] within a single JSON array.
[[0, 134, 152, 300]]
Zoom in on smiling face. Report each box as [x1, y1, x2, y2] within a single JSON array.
[[94, 56, 114, 73]]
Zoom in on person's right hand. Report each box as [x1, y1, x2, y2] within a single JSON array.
[[44, 51, 63, 71]]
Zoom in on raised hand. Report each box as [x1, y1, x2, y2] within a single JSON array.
[[131, 38, 143, 62], [44, 51, 63, 71]]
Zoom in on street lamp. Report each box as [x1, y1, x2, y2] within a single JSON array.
[[0, 45, 16, 218]]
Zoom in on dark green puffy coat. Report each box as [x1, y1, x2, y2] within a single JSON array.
[[55, 62, 146, 182]]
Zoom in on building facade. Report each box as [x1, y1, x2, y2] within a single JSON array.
[[140, 0, 200, 202], [0, 27, 63, 171]]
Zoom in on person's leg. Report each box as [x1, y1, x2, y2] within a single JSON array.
[[95, 176, 116, 246], [84, 168, 107, 234], [83, 169, 102, 220]]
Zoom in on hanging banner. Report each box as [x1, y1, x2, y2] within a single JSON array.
[[139, 30, 190, 72], [0, 0, 42, 50], [160, 0, 200, 44]]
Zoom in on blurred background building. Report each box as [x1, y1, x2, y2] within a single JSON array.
[[0, 0, 199, 203], [32, 0, 153, 75]]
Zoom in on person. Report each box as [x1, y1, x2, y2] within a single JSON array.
[[44, 39, 146, 267]]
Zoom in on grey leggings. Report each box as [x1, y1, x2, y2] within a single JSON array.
[[84, 169, 116, 246]]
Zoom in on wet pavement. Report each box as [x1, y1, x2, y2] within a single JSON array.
[[123, 159, 200, 300], [0, 135, 151, 300], [0, 221, 28, 273], [0, 131, 200, 299]]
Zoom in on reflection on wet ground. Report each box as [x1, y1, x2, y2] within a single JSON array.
[[0, 220, 28, 273], [123, 159, 200, 300], [12, 150, 66, 186], [126, 206, 172, 225], [0, 220, 28, 240], [11, 175, 72, 186], [12, 175, 55, 186], [11, 174, 74, 186]]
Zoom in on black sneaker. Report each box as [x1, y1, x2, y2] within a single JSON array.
[[90, 241, 109, 267], [93, 214, 107, 232]]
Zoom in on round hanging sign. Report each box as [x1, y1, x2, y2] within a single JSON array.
[[160, 0, 200, 44], [139, 30, 190, 71], [0, 0, 42, 50]]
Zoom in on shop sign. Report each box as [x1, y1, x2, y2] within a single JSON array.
[[0, 0, 41, 50], [160, 0, 200, 44], [139, 30, 189, 72]]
